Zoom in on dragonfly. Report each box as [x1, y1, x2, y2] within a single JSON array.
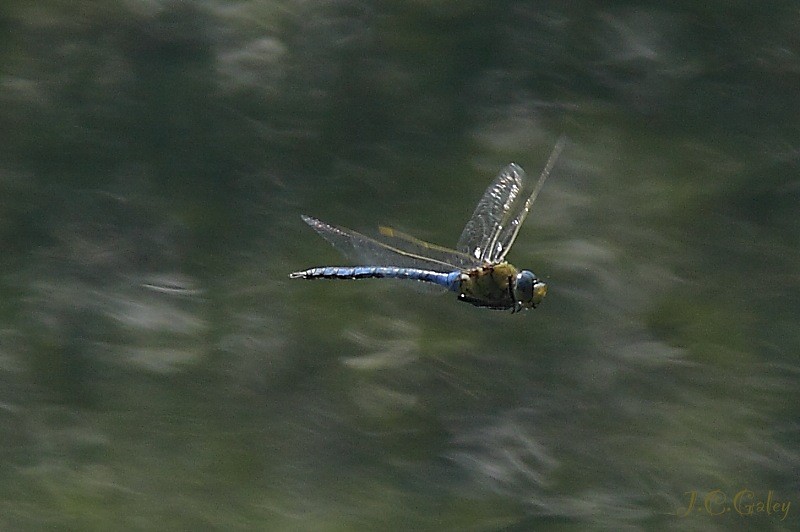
[[290, 137, 565, 312]]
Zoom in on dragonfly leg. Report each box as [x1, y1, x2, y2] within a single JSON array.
[[507, 276, 518, 313], [458, 293, 513, 311]]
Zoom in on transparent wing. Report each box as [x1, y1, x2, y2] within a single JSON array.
[[378, 226, 481, 270], [456, 163, 527, 264], [457, 136, 566, 264], [299, 215, 461, 272], [487, 136, 566, 263]]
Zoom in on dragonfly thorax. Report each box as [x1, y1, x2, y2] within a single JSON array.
[[455, 262, 544, 311], [513, 270, 547, 310]]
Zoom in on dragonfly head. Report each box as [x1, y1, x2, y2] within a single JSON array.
[[513, 270, 547, 310]]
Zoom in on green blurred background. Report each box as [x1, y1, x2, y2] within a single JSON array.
[[0, 1, 798, 530]]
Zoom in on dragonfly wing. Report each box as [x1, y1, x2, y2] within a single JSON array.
[[457, 136, 566, 264], [300, 215, 460, 271], [487, 136, 566, 263], [378, 226, 480, 270], [456, 163, 527, 264]]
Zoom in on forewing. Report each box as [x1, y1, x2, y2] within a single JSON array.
[[300, 215, 459, 272], [457, 163, 527, 264], [457, 136, 566, 264], [489, 136, 566, 263]]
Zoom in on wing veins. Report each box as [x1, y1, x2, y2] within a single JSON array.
[[457, 136, 566, 264], [491, 135, 566, 263], [301, 215, 461, 271]]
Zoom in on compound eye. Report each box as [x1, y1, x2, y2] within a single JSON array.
[[515, 271, 535, 301]]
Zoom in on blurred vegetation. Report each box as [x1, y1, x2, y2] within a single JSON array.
[[0, 1, 797, 529]]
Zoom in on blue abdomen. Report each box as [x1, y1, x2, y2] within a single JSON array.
[[290, 266, 461, 291]]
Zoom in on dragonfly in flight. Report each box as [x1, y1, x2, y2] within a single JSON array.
[[290, 138, 565, 312]]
